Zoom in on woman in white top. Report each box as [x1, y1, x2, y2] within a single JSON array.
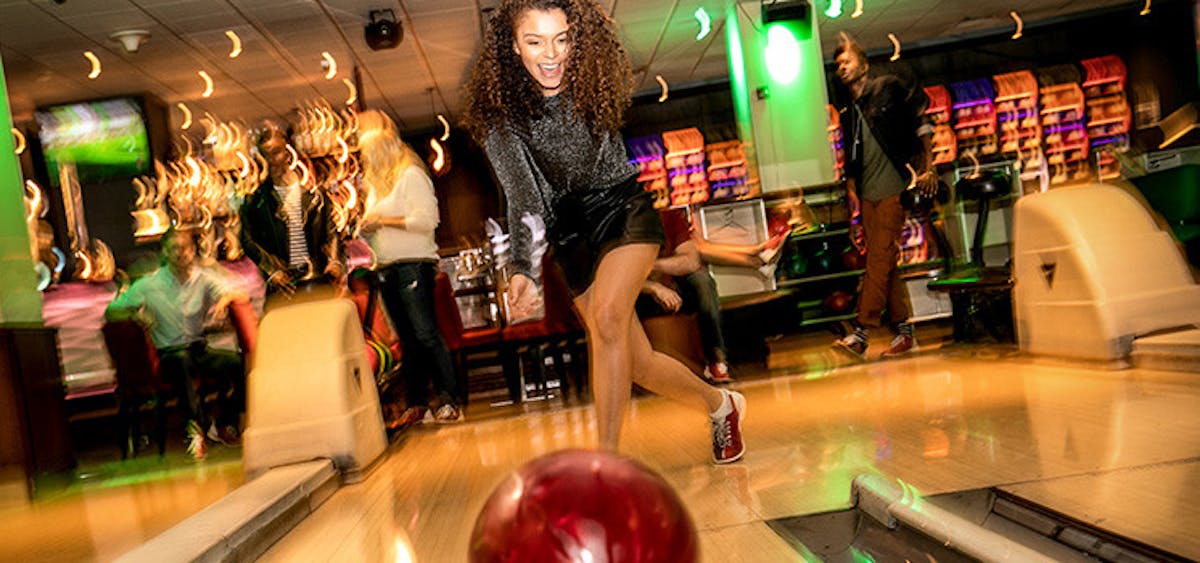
[[359, 110, 462, 423]]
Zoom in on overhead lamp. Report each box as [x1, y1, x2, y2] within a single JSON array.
[[693, 7, 711, 41], [109, 29, 150, 53], [83, 51, 101, 79], [762, 0, 810, 25], [1010, 11, 1023, 40], [824, 0, 843, 18], [342, 78, 358, 105], [12, 127, 26, 155], [198, 70, 214, 97], [225, 30, 242, 58]]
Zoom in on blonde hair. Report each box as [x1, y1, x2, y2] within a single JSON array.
[[357, 110, 425, 207]]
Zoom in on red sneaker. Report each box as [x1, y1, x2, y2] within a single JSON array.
[[705, 362, 733, 384], [880, 334, 916, 358], [389, 407, 428, 430], [711, 390, 746, 464]]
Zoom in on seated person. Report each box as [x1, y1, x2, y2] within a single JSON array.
[[636, 208, 734, 383], [105, 227, 249, 459]]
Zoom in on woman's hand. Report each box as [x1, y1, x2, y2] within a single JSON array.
[[506, 273, 543, 320]]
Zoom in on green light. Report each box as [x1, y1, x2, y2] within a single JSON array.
[[825, 0, 843, 18], [693, 7, 711, 41], [764, 24, 801, 84], [725, 4, 752, 138]]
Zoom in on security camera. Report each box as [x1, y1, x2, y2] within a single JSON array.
[[364, 10, 402, 51]]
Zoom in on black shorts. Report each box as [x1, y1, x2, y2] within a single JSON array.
[[550, 177, 666, 296]]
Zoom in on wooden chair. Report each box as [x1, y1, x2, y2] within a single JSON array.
[[101, 319, 171, 458]]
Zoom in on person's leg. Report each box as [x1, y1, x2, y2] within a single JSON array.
[[857, 197, 899, 329], [196, 346, 245, 430], [682, 270, 728, 367], [398, 263, 462, 412], [158, 347, 202, 425], [575, 244, 723, 449], [378, 265, 431, 410], [877, 198, 913, 328]]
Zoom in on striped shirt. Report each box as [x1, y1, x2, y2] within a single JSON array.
[[275, 182, 309, 268]]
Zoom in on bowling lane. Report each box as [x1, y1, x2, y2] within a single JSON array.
[[260, 350, 1200, 562], [0, 453, 244, 563]]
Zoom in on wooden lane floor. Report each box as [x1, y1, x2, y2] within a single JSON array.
[[0, 447, 244, 562], [260, 348, 1200, 562]]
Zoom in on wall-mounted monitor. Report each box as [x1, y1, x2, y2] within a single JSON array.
[[35, 97, 152, 185]]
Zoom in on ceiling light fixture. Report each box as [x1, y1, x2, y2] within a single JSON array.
[[887, 33, 901, 61], [198, 70, 214, 97], [225, 30, 242, 58], [24, 180, 43, 222], [321, 51, 338, 79], [693, 7, 711, 41], [437, 114, 451, 141], [1140, 0, 1151, 15], [12, 128, 26, 155], [655, 75, 669, 103], [825, 0, 843, 18], [83, 51, 101, 79], [426, 87, 451, 175], [851, 0, 863, 18], [109, 29, 150, 53], [1010, 11, 1023, 39], [342, 78, 358, 106], [429, 137, 445, 173], [177, 102, 193, 129]]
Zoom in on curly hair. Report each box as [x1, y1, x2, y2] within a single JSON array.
[[462, 0, 633, 141]]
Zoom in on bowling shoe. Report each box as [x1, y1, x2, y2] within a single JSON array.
[[711, 389, 747, 464], [435, 404, 464, 423], [705, 362, 733, 384], [880, 334, 916, 358], [834, 331, 868, 358], [186, 420, 207, 461]]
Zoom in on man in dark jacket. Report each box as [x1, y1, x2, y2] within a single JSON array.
[[833, 34, 936, 359], [240, 123, 344, 300]]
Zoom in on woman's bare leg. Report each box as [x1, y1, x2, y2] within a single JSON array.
[[575, 243, 724, 450]]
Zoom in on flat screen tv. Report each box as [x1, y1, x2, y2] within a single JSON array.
[[35, 97, 152, 184]]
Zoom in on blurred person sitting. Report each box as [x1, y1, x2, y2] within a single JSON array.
[[636, 209, 737, 383], [358, 110, 464, 425], [240, 122, 345, 304], [105, 227, 249, 459]]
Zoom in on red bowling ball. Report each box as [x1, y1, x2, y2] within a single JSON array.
[[470, 449, 699, 563]]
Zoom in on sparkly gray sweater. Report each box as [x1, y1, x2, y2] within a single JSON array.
[[481, 94, 637, 278]]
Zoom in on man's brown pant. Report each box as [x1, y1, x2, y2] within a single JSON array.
[[856, 194, 911, 329]]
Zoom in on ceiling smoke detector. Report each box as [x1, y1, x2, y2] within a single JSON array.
[[110, 30, 150, 53]]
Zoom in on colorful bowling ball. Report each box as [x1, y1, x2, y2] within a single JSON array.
[[841, 245, 866, 270], [767, 212, 791, 238], [810, 241, 835, 275], [823, 290, 854, 313], [470, 449, 699, 563]]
